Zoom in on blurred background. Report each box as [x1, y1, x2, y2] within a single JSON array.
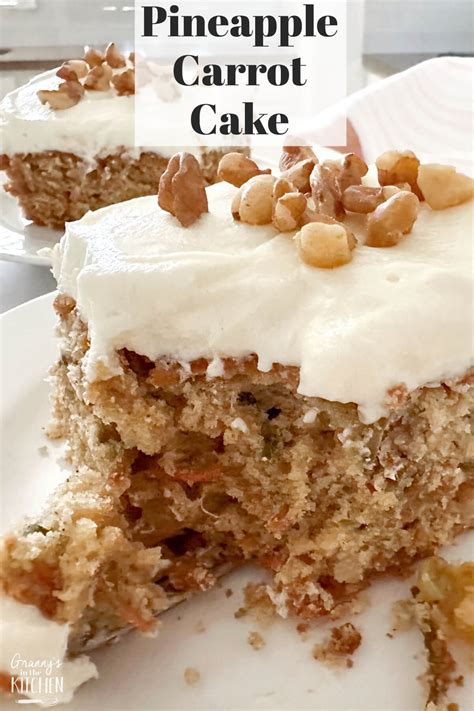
[[0, 0, 472, 97]]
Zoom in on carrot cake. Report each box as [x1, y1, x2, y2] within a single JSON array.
[[1, 148, 473, 703], [0, 43, 248, 229]]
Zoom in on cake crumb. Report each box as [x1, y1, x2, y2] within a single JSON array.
[[313, 623, 362, 669], [248, 631, 265, 650], [296, 622, 310, 640], [391, 557, 474, 710], [38, 445, 49, 457], [194, 620, 206, 634], [184, 667, 200, 685], [225, 588, 233, 598], [234, 583, 276, 626]]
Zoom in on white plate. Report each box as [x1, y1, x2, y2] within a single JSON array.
[[0, 174, 61, 266], [1, 57, 472, 268], [1, 292, 472, 710]]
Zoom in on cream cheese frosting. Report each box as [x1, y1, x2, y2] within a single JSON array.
[[53, 176, 474, 424], [0, 595, 97, 707], [0, 68, 190, 163]]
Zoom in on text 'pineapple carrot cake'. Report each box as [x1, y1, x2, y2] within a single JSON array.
[[0, 43, 248, 229], [0, 148, 473, 703]]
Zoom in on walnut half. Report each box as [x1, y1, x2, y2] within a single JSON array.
[[37, 80, 84, 111], [158, 153, 209, 227]]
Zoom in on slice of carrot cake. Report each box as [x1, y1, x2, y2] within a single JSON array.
[[0, 44, 248, 230], [1, 149, 472, 703]]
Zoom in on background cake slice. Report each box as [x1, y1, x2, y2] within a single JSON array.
[[0, 44, 248, 230]]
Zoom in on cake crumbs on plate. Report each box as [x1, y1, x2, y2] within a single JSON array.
[[225, 588, 233, 598], [248, 631, 265, 650], [184, 667, 200, 685], [234, 583, 276, 626], [296, 622, 310, 640], [390, 556, 474, 711], [313, 623, 362, 669], [194, 620, 206, 634]]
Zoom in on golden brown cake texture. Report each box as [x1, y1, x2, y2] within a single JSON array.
[[0, 147, 248, 230], [3, 291, 470, 641]]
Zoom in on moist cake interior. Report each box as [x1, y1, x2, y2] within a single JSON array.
[[6, 292, 468, 646], [0, 147, 244, 230]]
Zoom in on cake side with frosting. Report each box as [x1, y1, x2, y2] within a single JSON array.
[[53, 174, 474, 423]]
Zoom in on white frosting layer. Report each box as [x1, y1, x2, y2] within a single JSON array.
[[53, 178, 474, 423], [0, 68, 189, 162], [0, 595, 97, 707]]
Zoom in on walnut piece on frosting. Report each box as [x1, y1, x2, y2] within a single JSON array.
[[84, 64, 113, 92], [84, 47, 104, 68], [376, 150, 422, 199], [37, 80, 84, 111], [37, 44, 135, 108], [56, 61, 88, 82], [417, 164, 474, 210], [272, 178, 307, 231], [112, 69, 135, 96], [342, 185, 385, 214], [158, 153, 209, 227], [218, 145, 472, 269], [231, 174, 276, 225], [311, 153, 368, 220], [281, 158, 316, 194], [279, 142, 318, 172], [366, 191, 419, 247], [273, 192, 307, 232], [105, 42, 126, 69], [296, 221, 355, 269], [217, 153, 271, 188]]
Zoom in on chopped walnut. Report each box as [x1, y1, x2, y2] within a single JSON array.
[[311, 153, 368, 220], [366, 191, 419, 247], [273, 177, 295, 200], [417, 164, 474, 210], [339, 153, 369, 192], [279, 143, 318, 172], [301, 208, 340, 227], [158, 152, 209, 227], [342, 185, 385, 214], [84, 64, 113, 91], [381, 184, 411, 200], [37, 80, 84, 110], [84, 47, 104, 68], [231, 174, 276, 225], [273, 191, 307, 232], [105, 42, 126, 69], [281, 158, 316, 194], [112, 69, 135, 96], [376, 150, 422, 199], [217, 153, 271, 188], [56, 62, 84, 82], [296, 221, 355, 269]]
